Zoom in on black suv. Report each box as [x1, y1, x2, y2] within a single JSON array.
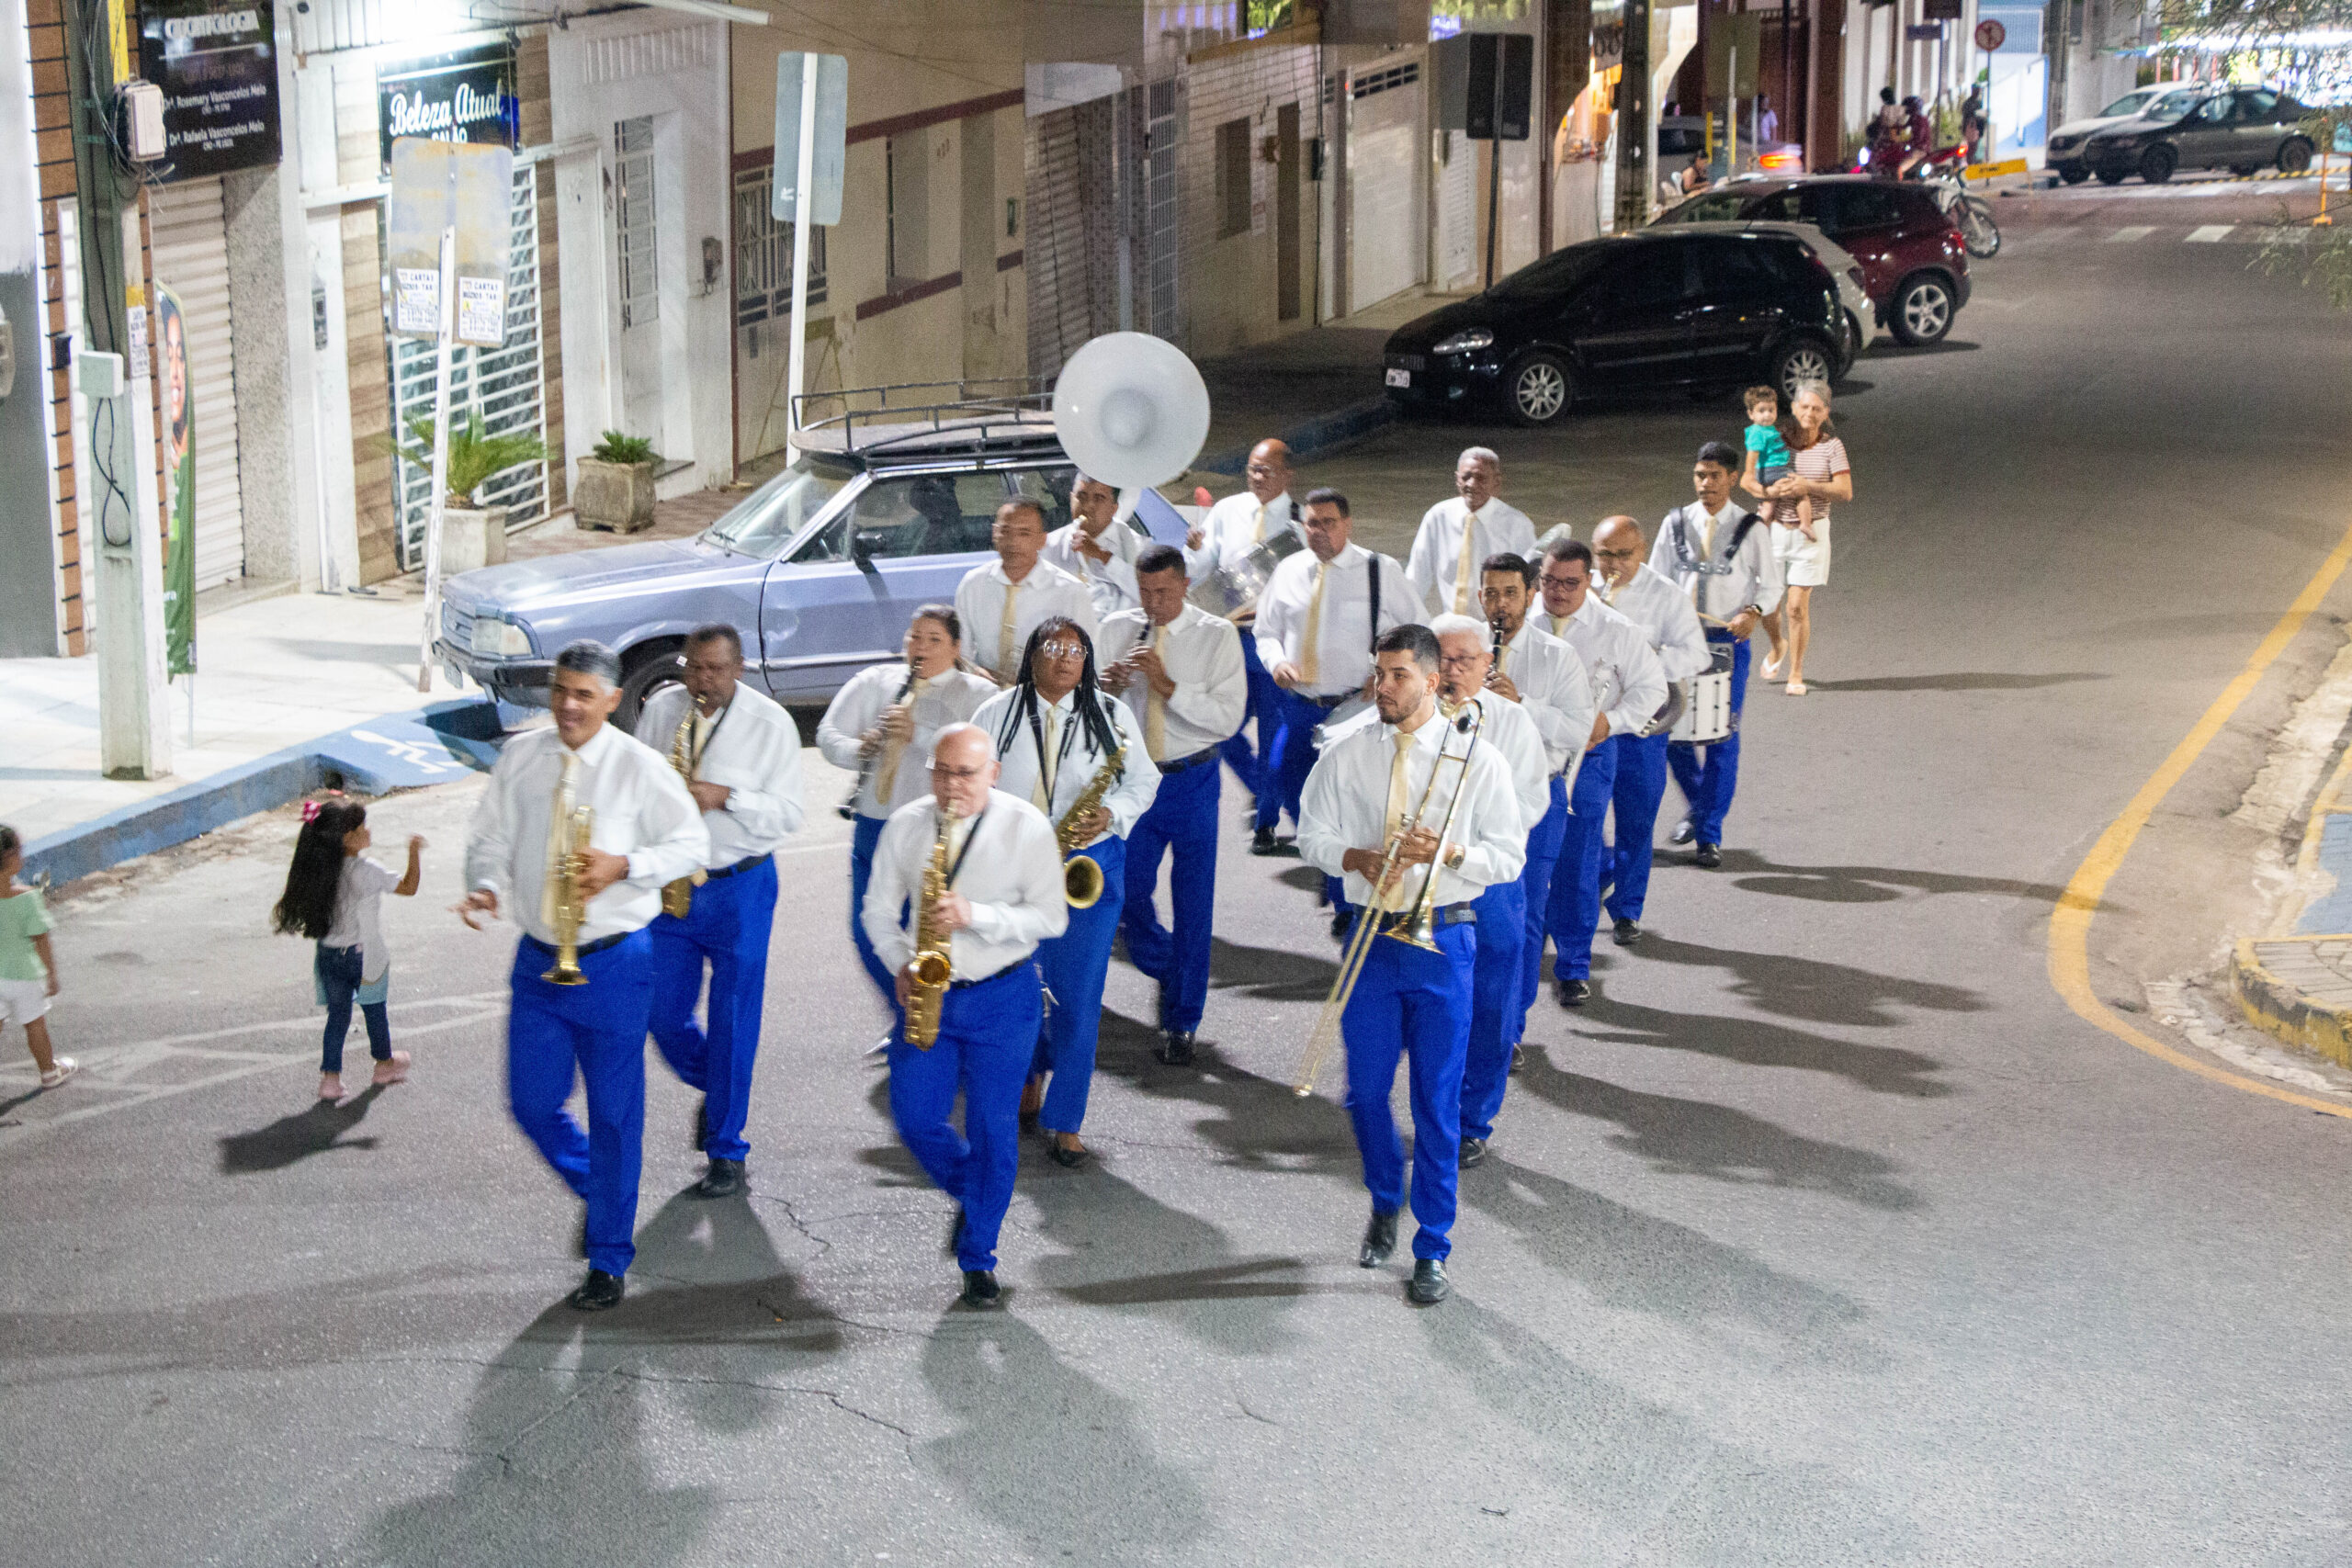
[[1382, 230, 1850, 427]]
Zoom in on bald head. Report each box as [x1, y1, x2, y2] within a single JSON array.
[[1593, 515, 1646, 590], [929, 723, 998, 818], [1245, 440, 1294, 504]]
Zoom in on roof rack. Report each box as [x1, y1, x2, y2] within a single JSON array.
[[792, 378, 1060, 457]]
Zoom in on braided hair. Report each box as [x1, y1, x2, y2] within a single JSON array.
[[992, 615, 1124, 772]]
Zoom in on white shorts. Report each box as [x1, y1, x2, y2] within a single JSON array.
[[0, 977, 49, 1027]]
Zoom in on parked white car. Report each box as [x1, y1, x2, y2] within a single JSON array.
[[2046, 85, 2206, 185]]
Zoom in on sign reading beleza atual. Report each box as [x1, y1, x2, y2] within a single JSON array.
[[377, 43, 518, 173]]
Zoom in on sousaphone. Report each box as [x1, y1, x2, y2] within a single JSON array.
[[1051, 332, 1212, 506]]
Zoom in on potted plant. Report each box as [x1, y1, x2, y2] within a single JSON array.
[[574, 430, 660, 534], [393, 411, 548, 573]]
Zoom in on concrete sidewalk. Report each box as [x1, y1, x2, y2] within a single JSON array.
[[2233, 740, 2352, 1067]]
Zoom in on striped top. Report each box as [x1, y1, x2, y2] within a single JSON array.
[[1786, 434, 1850, 526]]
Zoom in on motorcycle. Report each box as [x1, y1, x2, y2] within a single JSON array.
[[1849, 136, 2001, 259]]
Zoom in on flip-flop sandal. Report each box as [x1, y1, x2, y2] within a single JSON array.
[[40, 1057, 78, 1089], [1786, 680, 1808, 695]]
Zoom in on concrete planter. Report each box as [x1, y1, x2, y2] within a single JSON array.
[[438, 506, 510, 574], [574, 457, 659, 533]]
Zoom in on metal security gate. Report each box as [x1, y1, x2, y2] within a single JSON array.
[[1142, 79, 1179, 339], [147, 177, 246, 589], [1347, 61, 1426, 313], [390, 164, 549, 567]]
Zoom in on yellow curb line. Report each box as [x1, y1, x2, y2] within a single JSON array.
[[2232, 936, 2352, 1071], [2048, 515, 2352, 1119]]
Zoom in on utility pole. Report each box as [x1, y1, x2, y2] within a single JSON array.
[[1614, 0, 1652, 231], [62, 0, 169, 777]]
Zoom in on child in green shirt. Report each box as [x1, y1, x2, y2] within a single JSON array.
[[0, 826, 74, 1089]]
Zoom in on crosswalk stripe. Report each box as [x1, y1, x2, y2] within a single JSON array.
[[2185, 224, 2234, 243], [2109, 225, 2156, 243]]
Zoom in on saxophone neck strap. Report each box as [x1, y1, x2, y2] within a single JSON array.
[[944, 807, 987, 887]]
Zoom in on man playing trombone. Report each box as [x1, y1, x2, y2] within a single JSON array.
[[1297, 626, 1524, 1306]]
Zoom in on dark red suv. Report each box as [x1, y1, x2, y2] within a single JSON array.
[[1651, 175, 1971, 346]]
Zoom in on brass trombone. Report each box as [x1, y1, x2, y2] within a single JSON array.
[[1292, 702, 1483, 1098]]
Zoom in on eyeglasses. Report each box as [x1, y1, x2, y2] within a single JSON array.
[[1538, 571, 1585, 589], [1036, 641, 1087, 660], [933, 763, 989, 781]]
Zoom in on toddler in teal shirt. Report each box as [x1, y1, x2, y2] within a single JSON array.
[[1743, 386, 1815, 541]]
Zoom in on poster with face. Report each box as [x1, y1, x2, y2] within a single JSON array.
[[157, 284, 195, 676]]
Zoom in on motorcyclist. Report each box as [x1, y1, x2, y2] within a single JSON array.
[[1898, 95, 1934, 176]]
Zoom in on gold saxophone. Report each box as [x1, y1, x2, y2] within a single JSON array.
[[1054, 745, 1125, 908], [544, 772, 595, 987], [661, 708, 710, 919], [904, 808, 956, 1048]]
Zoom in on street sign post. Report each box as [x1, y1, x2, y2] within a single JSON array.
[[774, 52, 847, 465]]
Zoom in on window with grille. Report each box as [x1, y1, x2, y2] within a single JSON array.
[[1216, 118, 1251, 240], [733, 164, 827, 329], [615, 116, 659, 328]]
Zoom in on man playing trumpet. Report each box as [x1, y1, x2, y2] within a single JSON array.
[[458, 641, 708, 1313], [1297, 626, 1524, 1306]]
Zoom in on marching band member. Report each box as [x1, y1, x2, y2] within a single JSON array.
[[1254, 488, 1425, 853], [1472, 552, 1599, 1064], [1298, 626, 1524, 1305], [1043, 473, 1141, 619], [863, 723, 1067, 1308], [1590, 515, 1710, 942], [1183, 439, 1302, 833], [1427, 615, 1547, 1169], [1649, 443, 1783, 868], [1405, 447, 1536, 616], [956, 498, 1098, 684], [635, 625, 806, 1200], [1098, 545, 1248, 1066], [1535, 540, 1666, 1008], [819, 606, 996, 1001], [458, 640, 708, 1313], [973, 620, 1160, 1167]]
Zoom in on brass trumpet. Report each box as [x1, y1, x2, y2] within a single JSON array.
[[544, 792, 595, 987]]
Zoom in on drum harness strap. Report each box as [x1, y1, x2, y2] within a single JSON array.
[[1670, 507, 1759, 624]]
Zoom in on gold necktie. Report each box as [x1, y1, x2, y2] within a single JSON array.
[[1252, 502, 1268, 545], [996, 580, 1022, 682], [1032, 705, 1060, 812], [1452, 504, 1480, 615], [874, 675, 926, 802], [540, 750, 580, 931], [1144, 624, 1168, 762], [1297, 561, 1328, 688], [1379, 728, 1415, 911]]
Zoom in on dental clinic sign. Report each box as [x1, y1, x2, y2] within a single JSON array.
[[377, 45, 519, 173], [137, 0, 281, 181]]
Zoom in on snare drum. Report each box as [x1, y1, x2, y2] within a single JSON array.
[[1669, 643, 1736, 744]]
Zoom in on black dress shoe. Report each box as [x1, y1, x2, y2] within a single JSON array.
[[1458, 1136, 1488, 1169], [1359, 1208, 1400, 1268], [960, 1269, 1001, 1307], [567, 1269, 625, 1312], [1510, 1043, 1525, 1075], [1050, 1141, 1089, 1169], [1408, 1258, 1451, 1305], [1612, 917, 1642, 946], [692, 1157, 745, 1198], [1157, 1031, 1195, 1066], [1329, 908, 1351, 942], [690, 1096, 707, 1154], [1693, 841, 1722, 869], [1669, 818, 1696, 846], [1555, 977, 1590, 1008], [1250, 826, 1281, 855]]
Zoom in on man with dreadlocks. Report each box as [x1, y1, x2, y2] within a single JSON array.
[[972, 618, 1160, 1168]]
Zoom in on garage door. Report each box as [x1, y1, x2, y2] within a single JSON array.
[[1347, 60, 1425, 313], [147, 178, 245, 591]]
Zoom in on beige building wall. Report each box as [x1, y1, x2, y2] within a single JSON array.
[[1177, 43, 1323, 358]]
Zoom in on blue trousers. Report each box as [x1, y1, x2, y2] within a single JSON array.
[[650, 855, 776, 1164], [507, 931, 652, 1277], [314, 942, 390, 1074], [1544, 738, 1621, 985], [1668, 633, 1751, 845], [1221, 632, 1273, 805], [1606, 731, 1672, 923], [1262, 686, 1332, 833], [849, 813, 898, 1001], [1340, 915, 1475, 1261], [888, 964, 1043, 1273], [1510, 781, 1570, 1045], [1121, 761, 1220, 1033], [1459, 878, 1526, 1145], [1033, 836, 1125, 1133]]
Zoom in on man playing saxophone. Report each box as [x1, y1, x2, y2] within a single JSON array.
[[635, 624, 806, 1200], [1296, 626, 1523, 1306], [862, 723, 1066, 1308], [973, 620, 1159, 1168], [458, 641, 708, 1313]]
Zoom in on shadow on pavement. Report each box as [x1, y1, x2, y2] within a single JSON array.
[[217, 1087, 386, 1173], [1205, 932, 1340, 1004], [1612, 931, 1984, 1031], [1091, 1006, 1360, 1175], [1716, 850, 2064, 907], [1803, 671, 2106, 693], [1566, 991, 1951, 1097]]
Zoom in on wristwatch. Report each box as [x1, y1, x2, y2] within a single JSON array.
[[1442, 842, 1465, 872]]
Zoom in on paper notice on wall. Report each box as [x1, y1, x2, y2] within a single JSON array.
[[126, 304, 148, 368], [395, 267, 440, 334], [457, 276, 505, 346]]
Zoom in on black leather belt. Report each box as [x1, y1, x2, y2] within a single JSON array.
[[1306, 692, 1356, 709], [705, 853, 770, 881], [1158, 747, 1220, 773], [522, 931, 629, 960], [949, 964, 1024, 990]]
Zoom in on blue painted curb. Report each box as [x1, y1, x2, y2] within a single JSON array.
[[1197, 395, 1398, 477], [22, 699, 514, 890]]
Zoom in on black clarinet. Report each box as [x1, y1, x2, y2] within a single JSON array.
[[838, 665, 917, 820]]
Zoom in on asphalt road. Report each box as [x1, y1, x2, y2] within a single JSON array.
[[9, 185, 2352, 1566]]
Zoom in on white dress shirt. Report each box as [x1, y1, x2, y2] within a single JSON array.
[[1043, 519, 1142, 618], [1495, 621, 1597, 773], [955, 558, 1101, 681], [1252, 544, 1428, 701], [1542, 594, 1669, 739], [1318, 690, 1544, 832], [862, 790, 1069, 983], [1299, 711, 1527, 910], [1599, 562, 1713, 682], [634, 681, 806, 865], [1184, 489, 1304, 580], [464, 721, 711, 947], [818, 662, 999, 819], [1651, 502, 1786, 623], [1096, 603, 1248, 761], [1405, 496, 1539, 615], [971, 686, 1162, 849]]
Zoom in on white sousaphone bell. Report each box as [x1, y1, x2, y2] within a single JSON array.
[[1050, 331, 1212, 514]]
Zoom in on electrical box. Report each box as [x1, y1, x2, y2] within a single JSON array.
[[121, 80, 167, 161], [78, 349, 126, 399]]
